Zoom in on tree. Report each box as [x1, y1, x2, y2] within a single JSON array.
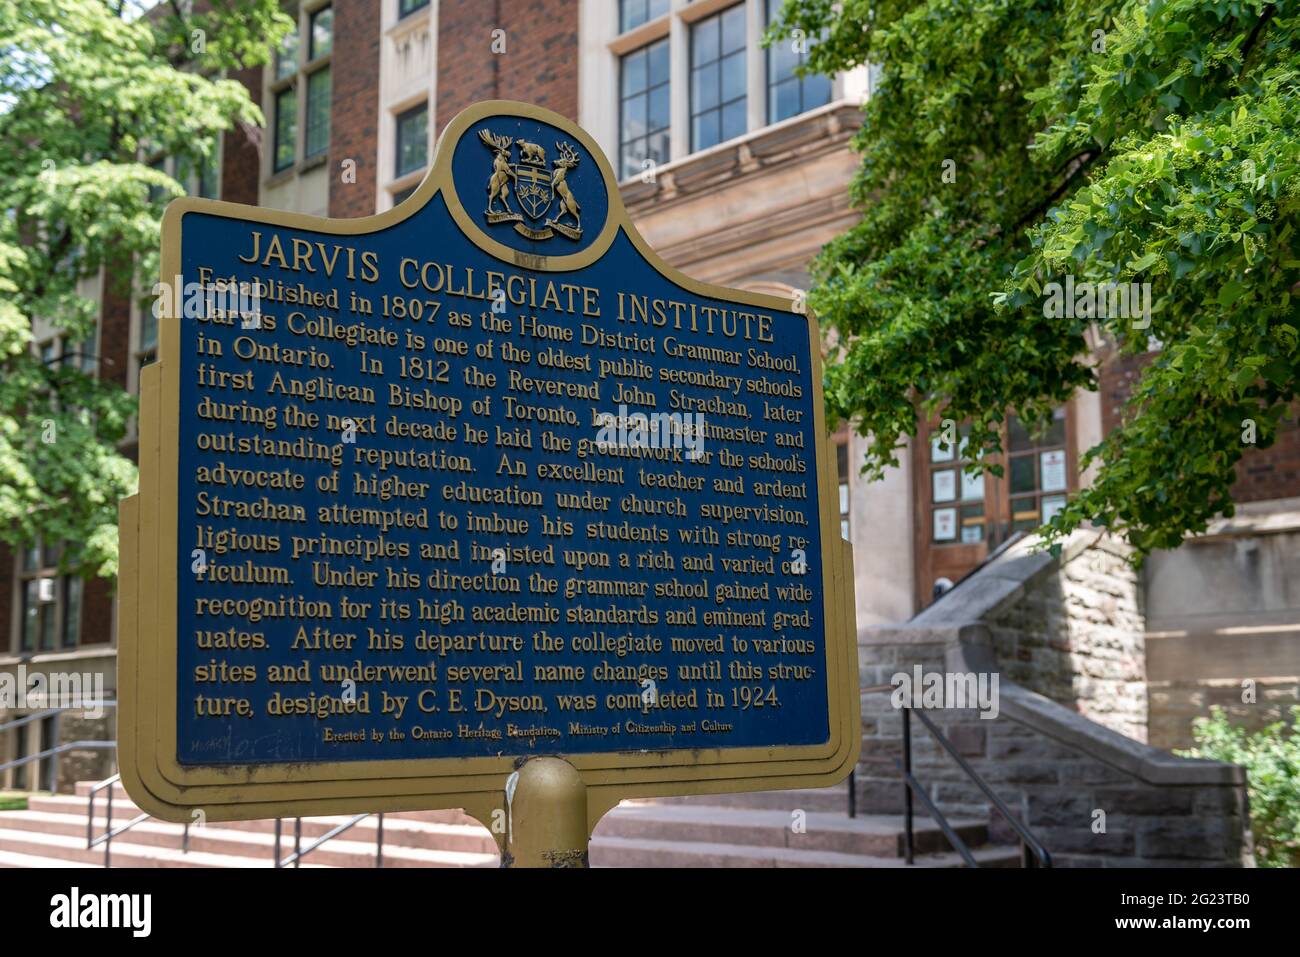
[[769, 0, 1300, 558], [0, 0, 291, 578]]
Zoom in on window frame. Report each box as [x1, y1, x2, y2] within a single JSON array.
[[764, 0, 832, 124], [15, 540, 83, 654], [618, 36, 672, 182], [688, 3, 749, 153], [269, 3, 333, 176], [394, 101, 430, 180]]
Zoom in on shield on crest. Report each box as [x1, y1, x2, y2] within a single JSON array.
[[514, 165, 553, 220]]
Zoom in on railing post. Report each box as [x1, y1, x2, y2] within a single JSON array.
[[376, 813, 384, 868], [847, 768, 856, 819], [105, 782, 114, 868], [274, 818, 282, 867], [902, 706, 914, 866], [183, 821, 190, 854], [293, 817, 302, 868]]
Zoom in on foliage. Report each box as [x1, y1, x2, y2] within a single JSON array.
[[1179, 705, 1300, 867], [769, 0, 1300, 558], [0, 0, 291, 577]]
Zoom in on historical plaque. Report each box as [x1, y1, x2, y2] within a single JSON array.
[[119, 101, 858, 833]]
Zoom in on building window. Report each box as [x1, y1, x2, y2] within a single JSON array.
[[137, 308, 158, 374], [273, 87, 298, 173], [928, 423, 986, 545], [392, 185, 417, 205], [835, 435, 851, 540], [619, 37, 670, 181], [690, 4, 747, 151], [18, 542, 82, 653], [1007, 408, 1069, 532], [399, 0, 429, 18], [305, 67, 332, 158], [766, 0, 831, 123], [309, 5, 333, 60], [270, 6, 332, 174], [177, 150, 221, 200], [620, 0, 669, 33], [395, 102, 429, 178]]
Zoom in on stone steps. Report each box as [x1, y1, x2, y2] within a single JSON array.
[[0, 781, 1014, 868]]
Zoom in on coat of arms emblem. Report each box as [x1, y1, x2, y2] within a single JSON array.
[[477, 129, 583, 241]]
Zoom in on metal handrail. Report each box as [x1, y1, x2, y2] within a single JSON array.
[[0, 702, 117, 736], [857, 684, 1052, 868], [274, 813, 385, 868], [0, 740, 116, 774], [910, 706, 1052, 868], [86, 773, 149, 867]]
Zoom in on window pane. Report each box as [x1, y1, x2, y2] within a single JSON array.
[[933, 507, 957, 542], [648, 85, 670, 133], [647, 37, 670, 85], [620, 0, 668, 32], [960, 468, 984, 502], [803, 71, 833, 109], [141, 310, 159, 353], [722, 50, 746, 102], [693, 111, 720, 151], [1041, 494, 1067, 524], [1010, 496, 1040, 532], [693, 17, 719, 67], [932, 469, 956, 503], [721, 5, 746, 53], [622, 92, 647, 142], [276, 28, 299, 81], [22, 580, 39, 651], [62, 575, 82, 648], [721, 99, 746, 142], [766, 0, 832, 123], [40, 600, 55, 651], [306, 67, 331, 157], [399, 0, 429, 16], [395, 103, 428, 177], [693, 62, 720, 112], [393, 185, 416, 205], [1009, 454, 1036, 495], [310, 6, 333, 60], [960, 504, 985, 543], [274, 87, 297, 172], [198, 149, 219, 198], [622, 48, 647, 97]]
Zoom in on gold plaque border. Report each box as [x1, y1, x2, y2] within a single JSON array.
[[118, 99, 860, 830]]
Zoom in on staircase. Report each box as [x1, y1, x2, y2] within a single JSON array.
[[0, 780, 1018, 868]]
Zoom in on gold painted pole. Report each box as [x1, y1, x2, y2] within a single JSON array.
[[503, 757, 589, 868]]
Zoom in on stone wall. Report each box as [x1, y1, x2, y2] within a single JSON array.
[[979, 537, 1147, 741], [858, 533, 1253, 867], [54, 706, 117, 794]]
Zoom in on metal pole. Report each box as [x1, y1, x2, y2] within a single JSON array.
[[105, 782, 114, 868], [274, 818, 281, 867], [501, 757, 588, 868], [376, 813, 384, 868], [903, 706, 914, 866], [294, 817, 302, 868], [847, 768, 857, 819]]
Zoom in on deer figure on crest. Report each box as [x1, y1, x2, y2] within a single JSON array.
[[478, 129, 518, 215], [550, 142, 581, 232]]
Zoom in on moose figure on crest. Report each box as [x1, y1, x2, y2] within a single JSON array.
[[547, 141, 582, 237]]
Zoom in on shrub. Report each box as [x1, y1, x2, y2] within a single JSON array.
[[1179, 706, 1300, 868]]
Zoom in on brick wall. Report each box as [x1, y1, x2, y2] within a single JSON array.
[[222, 65, 264, 206], [329, 0, 382, 217], [436, 0, 579, 134], [1097, 346, 1299, 504]]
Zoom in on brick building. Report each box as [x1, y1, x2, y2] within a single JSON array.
[[2, 0, 1296, 799]]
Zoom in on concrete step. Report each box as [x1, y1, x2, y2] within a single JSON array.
[[0, 848, 99, 868], [589, 835, 1022, 868], [597, 803, 988, 857], [0, 826, 321, 868], [1, 809, 499, 864], [0, 806, 496, 868], [648, 786, 850, 813]]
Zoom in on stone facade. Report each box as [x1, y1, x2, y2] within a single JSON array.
[[980, 538, 1147, 741], [857, 534, 1253, 867]]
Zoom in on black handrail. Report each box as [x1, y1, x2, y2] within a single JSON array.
[[857, 684, 1052, 868]]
